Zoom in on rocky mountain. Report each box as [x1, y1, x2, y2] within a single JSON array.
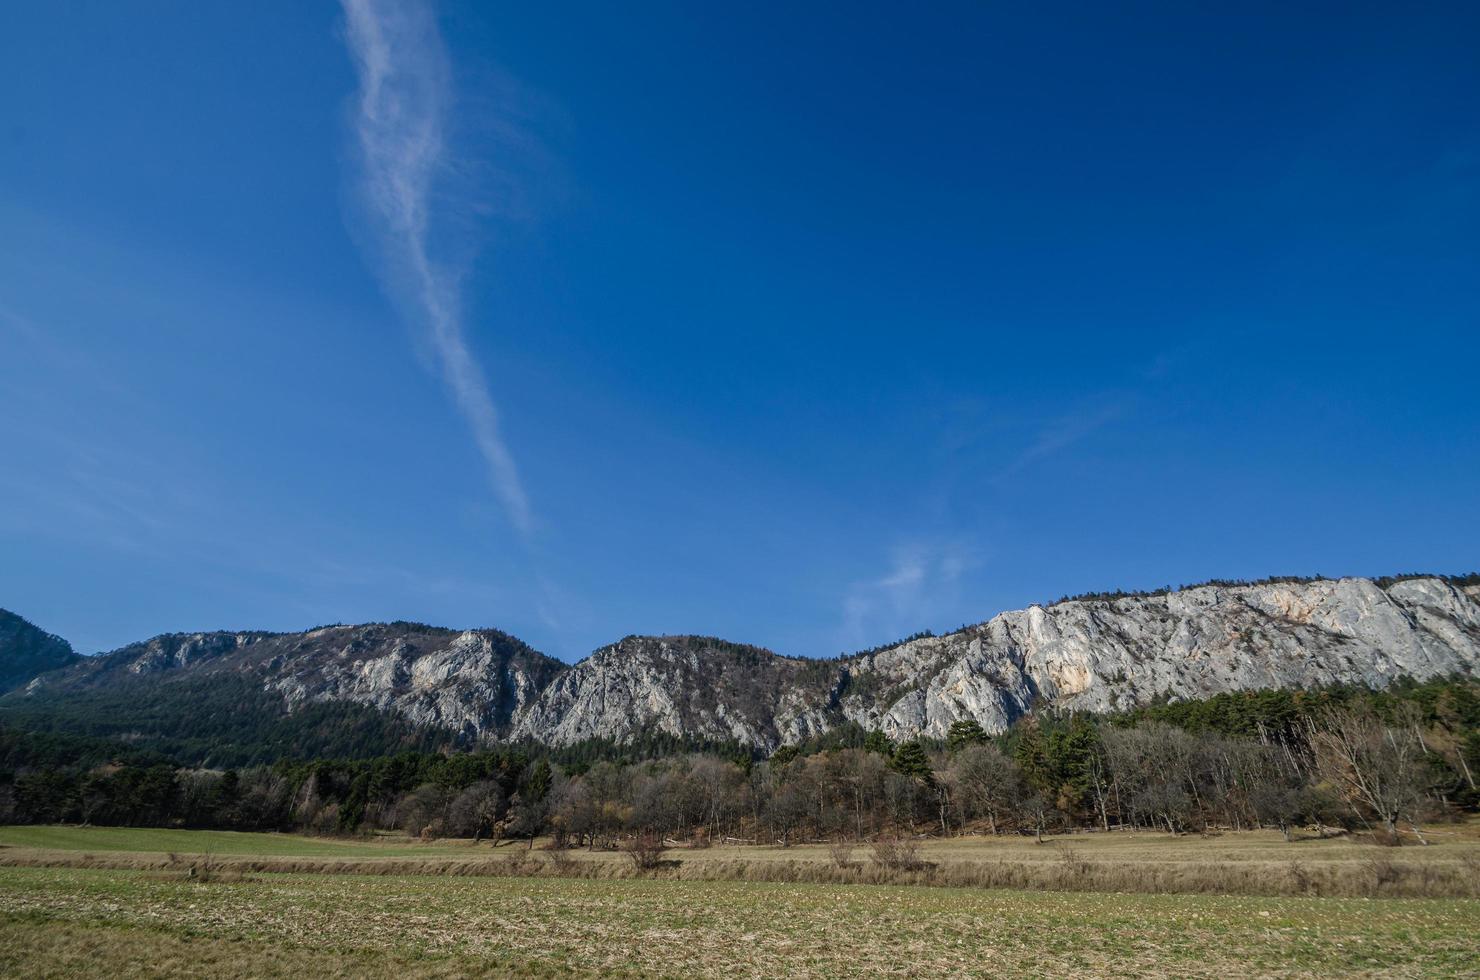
[[0, 609, 80, 693], [507, 635, 843, 748], [15, 622, 564, 740], [4, 575, 1478, 758], [831, 574, 1480, 741]]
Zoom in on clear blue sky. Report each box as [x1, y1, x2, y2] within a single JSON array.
[[2, 1, 1477, 660]]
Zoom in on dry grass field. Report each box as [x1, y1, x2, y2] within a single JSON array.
[[1, 824, 1479, 977], [2, 865, 1479, 978], [4, 822, 1480, 898]]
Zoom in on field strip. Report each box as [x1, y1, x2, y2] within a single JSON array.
[[2, 865, 1478, 979], [3, 845, 1479, 899]]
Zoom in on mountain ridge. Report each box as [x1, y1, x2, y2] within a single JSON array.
[[4, 573, 1478, 760]]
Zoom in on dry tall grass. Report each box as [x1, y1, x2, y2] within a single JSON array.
[[5, 843, 1478, 898]]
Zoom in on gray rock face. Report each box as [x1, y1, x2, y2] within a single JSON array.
[[507, 635, 841, 748], [508, 576, 1480, 750], [11, 576, 1479, 752], [261, 626, 563, 739], [831, 576, 1480, 744], [25, 621, 565, 741]]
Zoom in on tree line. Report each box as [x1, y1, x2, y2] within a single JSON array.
[[1050, 571, 1479, 607], [2, 678, 1475, 846]]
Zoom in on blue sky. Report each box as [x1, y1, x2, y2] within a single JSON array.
[[2, 1, 1477, 660]]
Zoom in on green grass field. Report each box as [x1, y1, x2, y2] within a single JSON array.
[[2, 865, 1478, 978], [1, 825, 1479, 976], [0, 824, 482, 858]]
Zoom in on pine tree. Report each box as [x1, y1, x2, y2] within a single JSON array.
[[526, 758, 553, 802], [947, 719, 987, 751], [890, 741, 934, 784], [1012, 718, 1055, 796]]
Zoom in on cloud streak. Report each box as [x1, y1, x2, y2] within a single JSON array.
[[840, 540, 976, 650], [340, 0, 533, 535], [994, 400, 1126, 482]]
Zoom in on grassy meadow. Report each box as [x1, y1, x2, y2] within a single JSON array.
[[3, 865, 1480, 978], [0, 824, 480, 858], [3, 824, 1479, 977], [4, 822, 1480, 897]]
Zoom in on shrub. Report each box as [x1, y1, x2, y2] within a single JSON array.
[[828, 839, 856, 868], [625, 832, 668, 870], [1286, 860, 1312, 895], [870, 835, 923, 871], [1363, 856, 1403, 892], [1056, 848, 1092, 885]]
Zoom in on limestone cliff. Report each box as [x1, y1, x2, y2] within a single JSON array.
[[8, 576, 1478, 753]]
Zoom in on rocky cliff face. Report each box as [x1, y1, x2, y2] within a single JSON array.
[[507, 635, 842, 748], [25, 621, 565, 741], [831, 576, 1480, 743], [9, 576, 1480, 753]]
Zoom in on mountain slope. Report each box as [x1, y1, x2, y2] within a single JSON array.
[[4, 575, 1478, 758], [830, 575, 1480, 742], [508, 635, 845, 748], [512, 576, 1480, 749], [4, 622, 566, 764], [0, 610, 80, 693]]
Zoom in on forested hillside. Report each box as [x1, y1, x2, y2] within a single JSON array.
[[4, 678, 1475, 846], [0, 610, 79, 694]]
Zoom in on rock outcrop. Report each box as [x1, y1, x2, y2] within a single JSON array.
[[8, 576, 1479, 752]]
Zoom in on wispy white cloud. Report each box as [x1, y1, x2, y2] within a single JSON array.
[[994, 400, 1126, 482], [839, 540, 977, 650], [339, 0, 533, 535]]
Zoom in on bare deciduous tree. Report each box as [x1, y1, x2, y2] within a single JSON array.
[[949, 743, 1022, 835], [1313, 706, 1434, 844]]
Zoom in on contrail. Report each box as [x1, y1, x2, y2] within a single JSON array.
[[340, 0, 533, 535]]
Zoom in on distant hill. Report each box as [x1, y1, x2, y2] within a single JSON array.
[[0, 610, 80, 694], [3, 574, 1478, 764]]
